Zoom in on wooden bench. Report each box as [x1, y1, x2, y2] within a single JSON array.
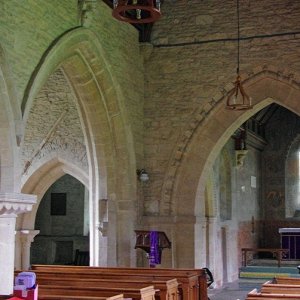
[[261, 283, 300, 294], [30, 265, 207, 300], [1, 290, 124, 300], [274, 277, 300, 285], [38, 294, 124, 300], [35, 276, 179, 300], [38, 285, 156, 300], [241, 248, 289, 267], [246, 288, 300, 300], [14, 270, 179, 300]]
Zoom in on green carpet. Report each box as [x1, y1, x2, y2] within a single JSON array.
[[239, 266, 300, 279]]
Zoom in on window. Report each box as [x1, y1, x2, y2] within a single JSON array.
[[51, 193, 67, 215]]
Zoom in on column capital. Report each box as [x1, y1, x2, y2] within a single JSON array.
[[207, 216, 218, 224], [0, 192, 36, 216], [195, 216, 207, 224], [17, 229, 40, 244]]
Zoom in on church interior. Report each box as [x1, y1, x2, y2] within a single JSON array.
[[1, 0, 300, 296]]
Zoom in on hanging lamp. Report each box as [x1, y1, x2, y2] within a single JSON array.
[[112, 0, 161, 24], [226, 0, 253, 110]]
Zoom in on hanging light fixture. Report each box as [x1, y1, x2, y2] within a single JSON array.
[[112, 0, 161, 24], [226, 0, 253, 110]]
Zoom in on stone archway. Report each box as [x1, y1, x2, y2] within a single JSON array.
[[164, 67, 300, 216], [16, 158, 88, 269], [161, 66, 300, 269], [20, 158, 88, 228], [20, 28, 137, 267]]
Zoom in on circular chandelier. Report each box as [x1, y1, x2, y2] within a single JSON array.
[[112, 0, 161, 24]]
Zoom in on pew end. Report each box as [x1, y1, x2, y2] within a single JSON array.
[[140, 286, 156, 300], [248, 288, 258, 295]]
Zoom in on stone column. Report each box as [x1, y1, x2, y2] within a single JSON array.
[[15, 231, 22, 270], [194, 216, 207, 268], [207, 217, 218, 268], [207, 217, 221, 287], [19, 229, 40, 270], [0, 193, 36, 295]]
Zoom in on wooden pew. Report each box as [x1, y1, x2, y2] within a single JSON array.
[[261, 283, 300, 294], [246, 288, 300, 300], [1, 291, 124, 300], [14, 271, 179, 300], [274, 277, 300, 285], [38, 294, 124, 300], [30, 265, 207, 300], [35, 276, 179, 300], [259, 278, 300, 295], [38, 285, 156, 300]]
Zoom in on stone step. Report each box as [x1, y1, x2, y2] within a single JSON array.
[[239, 266, 300, 279]]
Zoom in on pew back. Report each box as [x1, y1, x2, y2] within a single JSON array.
[[274, 277, 300, 285], [246, 288, 300, 300], [35, 276, 178, 300], [38, 284, 156, 300], [30, 265, 207, 300]]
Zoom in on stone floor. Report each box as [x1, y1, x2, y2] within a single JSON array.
[[207, 278, 266, 300]]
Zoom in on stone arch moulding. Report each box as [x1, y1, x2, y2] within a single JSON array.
[[219, 147, 233, 221], [0, 45, 22, 192], [21, 27, 137, 266], [19, 157, 89, 230], [161, 65, 300, 218], [204, 171, 217, 218]]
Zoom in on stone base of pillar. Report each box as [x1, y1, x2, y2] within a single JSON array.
[[0, 193, 37, 295], [0, 216, 16, 295]]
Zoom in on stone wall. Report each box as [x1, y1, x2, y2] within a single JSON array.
[[262, 107, 300, 248], [21, 68, 88, 178], [144, 1, 300, 216], [2, 1, 145, 267], [262, 107, 300, 221], [0, 0, 144, 169], [3, 0, 300, 280]]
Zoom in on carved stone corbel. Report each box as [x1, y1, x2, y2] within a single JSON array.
[[235, 150, 248, 168]]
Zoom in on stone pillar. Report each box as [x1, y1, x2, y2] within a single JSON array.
[[19, 229, 40, 270], [0, 193, 36, 295], [0, 214, 17, 295], [207, 217, 218, 268], [15, 231, 22, 270], [207, 217, 221, 287], [194, 216, 207, 268]]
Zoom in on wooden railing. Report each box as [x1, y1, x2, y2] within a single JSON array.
[[241, 248, 289, 267]]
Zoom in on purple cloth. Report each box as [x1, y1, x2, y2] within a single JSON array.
[[149, 231, 161, 266]]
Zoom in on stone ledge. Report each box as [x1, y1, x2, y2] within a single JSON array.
[[0, 192, 37, 215]]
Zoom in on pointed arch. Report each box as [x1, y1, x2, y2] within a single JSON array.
[[161, 66, 300, 220], [20, 28, 137, 266], [19, 157, 88, 230]]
